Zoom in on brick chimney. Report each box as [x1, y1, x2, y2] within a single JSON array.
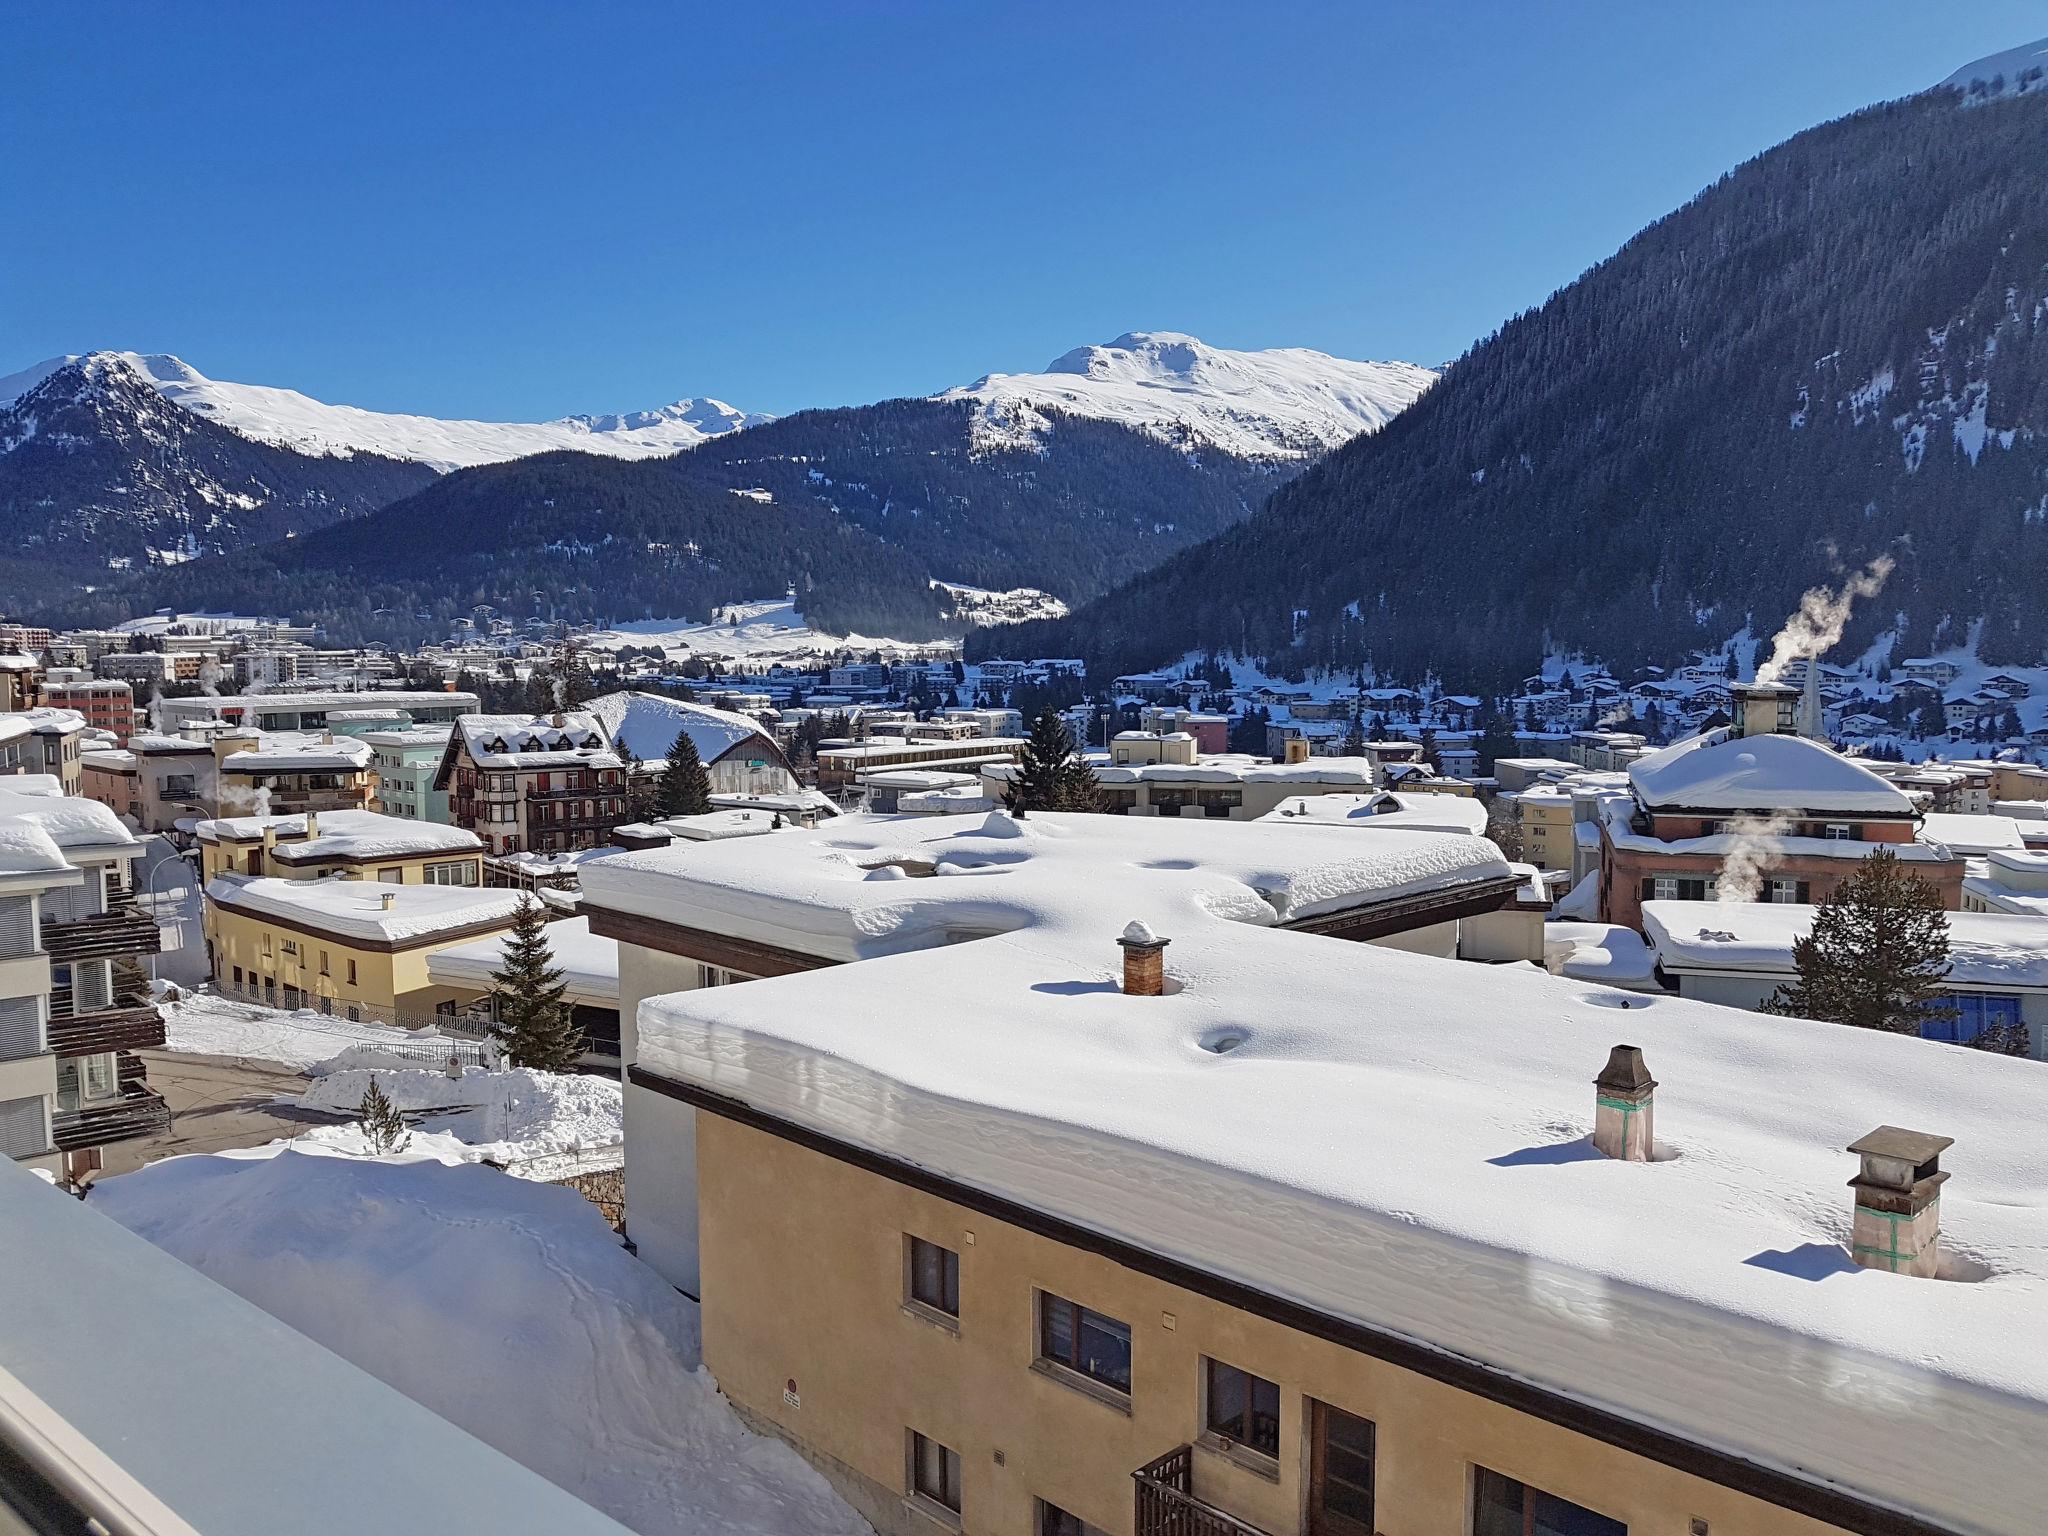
[[1283, 738, 1310, 765], [1117, 920, 1169, 996], [1848, 1126, 1951, 1276], [1593, 1045, 1656, 1161]]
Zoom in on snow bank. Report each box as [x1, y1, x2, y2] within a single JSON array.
[[91, 1149, 867, 1536], [295, 1065, 623, 1167], [160, 988, 478, 1069]]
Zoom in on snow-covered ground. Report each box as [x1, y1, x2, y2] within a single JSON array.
[[939, 330, 1435, 460], [933, 581, 1069, 626], [90, 1146, 870, 1536], [295, 1062, 623, 1171], [582, 596, 957, 663], [0, 352, 771, 472]]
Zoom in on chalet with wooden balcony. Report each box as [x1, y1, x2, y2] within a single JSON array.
[[432, 712, 629, 857]]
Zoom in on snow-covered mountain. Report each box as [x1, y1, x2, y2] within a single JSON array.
[[0, 352, 770, 473], [1941, 37, 2048, 104], [936, 331, 1436, 461]]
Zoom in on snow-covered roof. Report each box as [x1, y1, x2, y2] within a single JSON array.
[[455, 712, 618, 769], [183, 689, 479, 714], [585, 690, 781, 767], [0, 781, 137, 861], [195, 808, 482, 863], [1628, 730, 1915, 815], [207, 874, 524, 945], [1643, 900, 2048, 990], [1541, 920, 1661, 990], [1259, 790, 1489, 835], [1917, 812, 2028, 856], [658, 808, 790, 843], [0, 706, 86, 735], [220, 732, 374, 774], [624, 817, 2048, 1533], [1600, 795, 1954, 865], [988, 752, 1381, 788], [585, 809, 1511, 967], [425, 915, 619, 1002]]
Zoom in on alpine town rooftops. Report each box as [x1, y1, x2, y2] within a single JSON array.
[[194, 808, 482, 864], [206, 873, 523, 946], [597, 807, 2048, 1535], [454, 713, 621, 770]]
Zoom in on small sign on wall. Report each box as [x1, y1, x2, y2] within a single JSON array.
[[783, 1378, 801, 1410]]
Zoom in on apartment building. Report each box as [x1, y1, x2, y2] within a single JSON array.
[[435, 712, 629, 856], [213, 731, 376, 819], [205, 873, 523, 1024], [194, 808, 483, 887], [363, 726, 456, 821], [587, 809, 2044, 1536], [38, 676, 136, 742], [157, 688, 480, 734], [1597, 685, 1962, 929], [0, 783, 166, 1183], [79, 734, 216, 833], [986, 737, 1381, 821], [819, 737, 1028, 793]]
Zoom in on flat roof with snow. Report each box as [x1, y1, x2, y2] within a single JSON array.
[[207, 874, 523, 946], [195, 808, 482, 863], [1643, 900, 2048, 990], [616, 813, 2048, 1534], [425, 914, 618, 1003]]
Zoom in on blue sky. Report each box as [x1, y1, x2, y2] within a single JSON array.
[[5, 2, 2043, 420]]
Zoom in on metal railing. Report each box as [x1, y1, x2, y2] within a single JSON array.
[[214, 979, 496, 1064], [1133, 1447, 1273, 1536]]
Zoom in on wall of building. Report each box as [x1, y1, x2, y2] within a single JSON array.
[[1601, 842, 1965, 930], [689, 1110, 1850, 1536], [204, 904, 501, 1019]]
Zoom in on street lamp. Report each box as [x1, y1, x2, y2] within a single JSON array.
[[142, 845, 199, 986]]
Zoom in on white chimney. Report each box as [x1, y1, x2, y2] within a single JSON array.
[[380, 891, 397, 911], [302, 809, 318, 839]]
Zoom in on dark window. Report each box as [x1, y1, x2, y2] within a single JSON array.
[[911, 1431, 961, 1513], [1038, 1293, 1131, 1392], [1472, 1467, 1626, 1536], [909, 1236, 959, 1316], [1310, 1402, 1375, 1536], [1204, 1358, 1280, 1457], [1039, 1500, 1107, 1536]]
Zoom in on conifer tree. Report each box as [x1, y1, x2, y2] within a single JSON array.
[[1763, 849, 1955, 1035], [490, 897, 581, 1072], [1006, 709, 1081, 814], [358, 1076, 409, 1155], [658, 728, 713, 817]]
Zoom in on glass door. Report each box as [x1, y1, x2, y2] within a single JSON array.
[[1309, 1400, 1376, 1536]]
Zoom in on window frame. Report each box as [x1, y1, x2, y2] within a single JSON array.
[[908, 1430, 962, 1518], [905, 1235, 960, 1320], [1203, 1357, 1282, 1460], [1036, 1291, 1132, 1396], [1470, 1465, 1626, 1536]]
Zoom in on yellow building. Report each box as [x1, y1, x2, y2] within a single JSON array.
[[204, 873, 522, 1024], [1513, 786, 1576, 872]]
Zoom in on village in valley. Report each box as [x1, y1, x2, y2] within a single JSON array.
[[13, 12, 2048, 1536]]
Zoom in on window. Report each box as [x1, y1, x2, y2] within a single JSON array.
[[1644, 876, 1715, 902], [907, 1236, 960, 1318], [424, 860, 479, 887], [1038, 1501, 1108, 1536], [1038, 1293, 1131, 1393], [280, 939, 299, 958], [1825, 823, 1853, 841], [1204, 1358, 1280, 1458], [1197, 788, 1243, 818], [232, 965, 243, 988], [283, 986, 302, 1009], [1309, 1402, 1375, 1536], [1764, 878, 1809, 904], [1471, 1467, 1626, 1536], [319, 949, 331, 976], [1922, 993, 2023, 1045], [377, 867, 404, 884], [909, 1431, 961, 1515], [696, 964, 741, 989], [347, 958, 358, 986]]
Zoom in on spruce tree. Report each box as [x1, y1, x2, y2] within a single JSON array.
[[490, 897, 582, 1073], [358, 1076, 409, 1155], [1763, 849, 1955, 1036], [1005, 709, 1077, 814], [1054, 739, 1103, 813], [658, 728, 713, 817]]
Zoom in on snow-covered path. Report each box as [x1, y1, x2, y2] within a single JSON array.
[[92, 1147, 871, 1536]]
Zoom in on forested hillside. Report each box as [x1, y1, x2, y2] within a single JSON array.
[[991, 86, 2048, 689]]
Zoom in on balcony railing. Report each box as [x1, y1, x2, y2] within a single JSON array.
[[51, 1086, 170, 1152], [43, 905, 162, 963], [1133, 1447, 1273, 1536], [47, 985, 165, 1056]]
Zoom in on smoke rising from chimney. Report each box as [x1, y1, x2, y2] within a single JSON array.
[[1715, 811, 1795, 904], [1753, 556, 1895, 686]]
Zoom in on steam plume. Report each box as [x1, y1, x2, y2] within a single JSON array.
[[1753, 556, 1895, 686], [1715, 811, 1795, 904]]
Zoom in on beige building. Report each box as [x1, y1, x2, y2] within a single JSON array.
[[588, 808, 2048, 1536], [984, 741, 1381, 821], [79, 735, 216, 833], [195, 807, 483, 888]]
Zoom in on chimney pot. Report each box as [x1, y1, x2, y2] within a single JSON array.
[[1117, 921, 1169, 996], [1848, 1125, 1951, 1276], [1593, 1044, 1656, 1162], [380, 890, 397, 910], [302, 809, 318, 838], [1284, 738, 1310, 765]]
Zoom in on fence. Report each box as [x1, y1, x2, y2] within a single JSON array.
[[211, 979, 496, 1066]]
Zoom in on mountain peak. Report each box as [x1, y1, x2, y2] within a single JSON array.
[[1940, 37, 2048, 103], [940, 331, 1435, 461]]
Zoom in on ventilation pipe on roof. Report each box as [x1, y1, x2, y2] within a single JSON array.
[[1283, 738, 1310, 766], [1118, 920, 1169, 996], [1848, 1126, 1952, 1276], [380, 891, 397, 911], [303, 809, 318, 839], [1593, 1045, 1656, 1162]]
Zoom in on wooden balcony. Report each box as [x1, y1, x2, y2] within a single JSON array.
[[1134, 1447, 1274, 1536], [43, 905, 162, 963], [47, 982, 165, 1056], [51, 1084, 170, 1152]]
